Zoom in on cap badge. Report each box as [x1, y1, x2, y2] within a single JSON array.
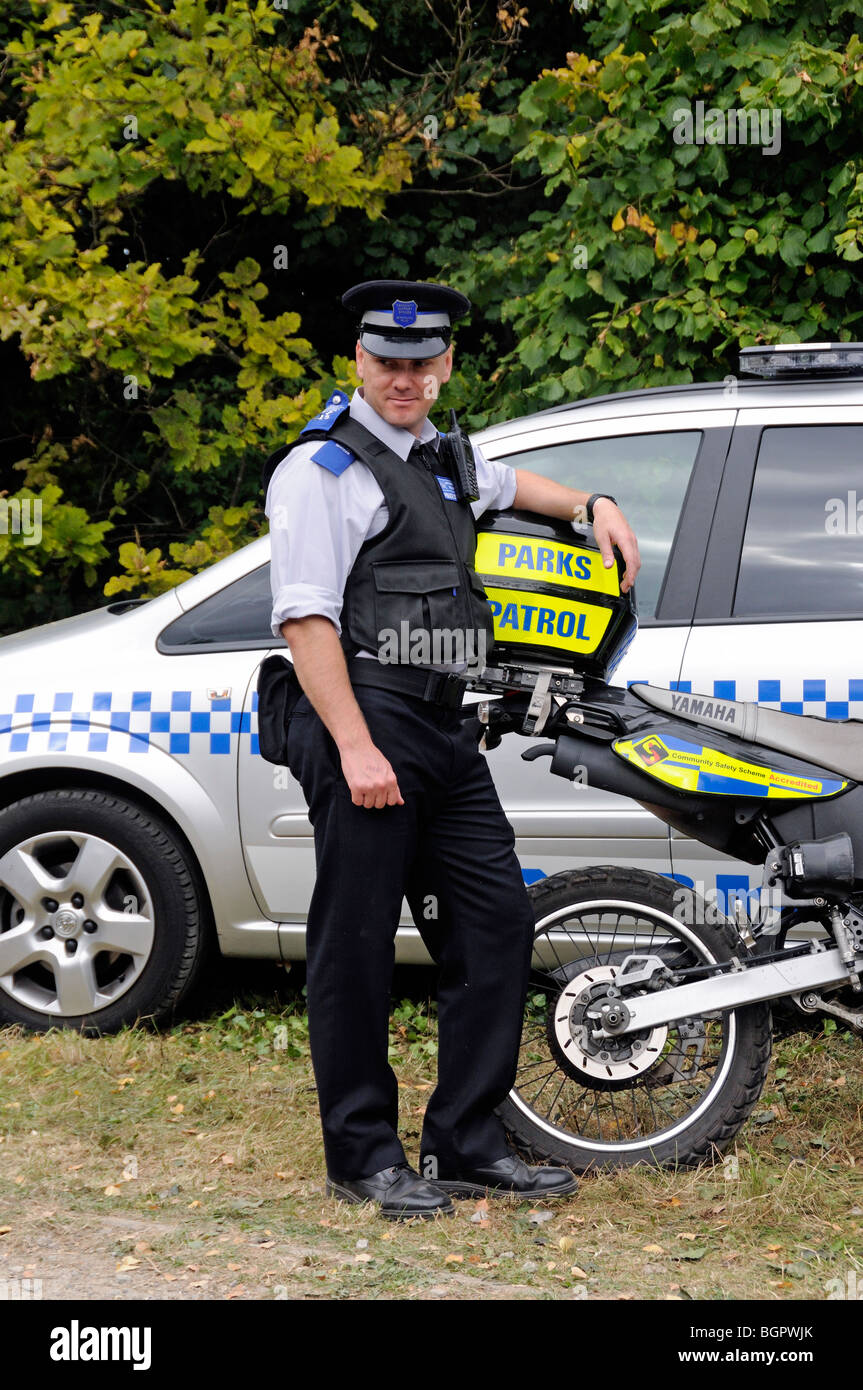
[[392, 299, 418, 327]]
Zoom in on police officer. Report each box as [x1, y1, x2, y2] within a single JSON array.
[[264, 280, 640, 1219]]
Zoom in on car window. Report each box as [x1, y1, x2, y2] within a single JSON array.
[[158, 564, 279, 651], [490, 431, 702, 620], [733, 425, 863, 619]]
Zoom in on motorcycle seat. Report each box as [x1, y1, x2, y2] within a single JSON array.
[[631, 684, 863, 784]]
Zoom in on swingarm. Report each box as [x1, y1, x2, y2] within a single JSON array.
[[591, 943, 860, 1040]]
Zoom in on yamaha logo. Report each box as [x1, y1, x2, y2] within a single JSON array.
[[670, 692, 740, 725]]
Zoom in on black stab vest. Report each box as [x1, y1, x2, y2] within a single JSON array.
[[262, 411, 496, 664]]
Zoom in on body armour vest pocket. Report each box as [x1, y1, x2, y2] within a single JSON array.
[[367, 558, 466, 662]]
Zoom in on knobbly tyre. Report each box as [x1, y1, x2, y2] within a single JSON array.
[[464, 507, 863, 1171]]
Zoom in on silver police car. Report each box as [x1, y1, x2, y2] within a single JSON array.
[[1, 343, 861, 1030]]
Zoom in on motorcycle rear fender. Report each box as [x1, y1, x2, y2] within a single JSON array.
[[611, 721, 848, 804], [550, 732, 745, 857], [551, 723, 859, 868]]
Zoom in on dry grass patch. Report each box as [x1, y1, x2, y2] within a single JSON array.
[[0, 987, 861, 1300]]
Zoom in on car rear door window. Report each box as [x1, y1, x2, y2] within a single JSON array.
[[733, 425, 863, 619], [158, 565, 277, 651]]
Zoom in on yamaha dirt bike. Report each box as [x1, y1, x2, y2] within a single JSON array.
[[466, 508, 863, 1172], [468, 665, 863, 1172]]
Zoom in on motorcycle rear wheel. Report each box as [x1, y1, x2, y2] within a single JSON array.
[[498, 865, 773, 1171]]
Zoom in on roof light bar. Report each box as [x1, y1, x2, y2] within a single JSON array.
[[739, 343, 863, 378]]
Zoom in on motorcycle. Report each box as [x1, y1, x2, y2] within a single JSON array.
[[468, 508, 863, 1171]]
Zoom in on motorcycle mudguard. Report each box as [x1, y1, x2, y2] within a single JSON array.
[[612, 729, 848, 801], [542, 681, 859, 869]]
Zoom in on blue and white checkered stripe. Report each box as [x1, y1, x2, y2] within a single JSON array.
[[625, 678, 863, 721], [0, 690, 262, 757], [2, 679, 862, 759]]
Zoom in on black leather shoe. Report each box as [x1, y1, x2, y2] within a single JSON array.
[[435, 1153, 578, 1199], [325, 1163, 454, 1220]]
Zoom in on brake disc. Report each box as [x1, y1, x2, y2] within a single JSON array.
[[547, 963, 669, 1090]]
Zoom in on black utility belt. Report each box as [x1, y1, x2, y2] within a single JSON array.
[[348, 658, 467, 709]]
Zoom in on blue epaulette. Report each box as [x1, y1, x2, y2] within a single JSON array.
[[300, 390, 355, 476], [301, 390, 350, 435], [261, 391, 354, 496], [311, 439, 356, 476]]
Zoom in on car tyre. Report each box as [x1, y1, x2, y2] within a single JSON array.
[[0, 788, 212, 1033]]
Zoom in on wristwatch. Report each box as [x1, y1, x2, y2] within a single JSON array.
[[585, 493, 617, 523]]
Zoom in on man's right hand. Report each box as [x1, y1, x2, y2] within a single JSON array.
[[339, 742, 404, 809], [281, 615, 404, 809]]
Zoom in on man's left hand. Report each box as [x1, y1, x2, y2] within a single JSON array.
[[588, 499, 641, 594]]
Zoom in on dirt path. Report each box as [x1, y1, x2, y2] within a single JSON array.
[[0, 1202, 550, 1301]]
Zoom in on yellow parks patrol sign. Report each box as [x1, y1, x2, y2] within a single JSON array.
[[476, 532, 620, 598], [475, 528, 620, 660], [481, 585, 611, 655]]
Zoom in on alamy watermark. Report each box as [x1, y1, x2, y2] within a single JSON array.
[[670, 101, 781, 157], [0, 498, 41, 545], [825, 490, 863, 535], [0, 1277, 43, 1300], [673, 880, 782, 929], [377, 622, 489, 672], [49, 1322, 151, 1370], [825, 1270, 863, 1299]]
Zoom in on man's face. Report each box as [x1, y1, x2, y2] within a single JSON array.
[[355, 342, 453, 435]]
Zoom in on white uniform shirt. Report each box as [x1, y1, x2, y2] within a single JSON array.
[[265, 388, 517, 657]]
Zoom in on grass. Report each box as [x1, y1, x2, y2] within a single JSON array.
[[0, 962, 861, 1301]]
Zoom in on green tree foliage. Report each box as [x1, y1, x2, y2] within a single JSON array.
[[0, 0, 548, 631], [0, 0, 413, 625], [440, 0, 863, 422], [3, 0, 862, 632]]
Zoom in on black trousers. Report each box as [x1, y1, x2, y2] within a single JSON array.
[[286, 684, 536, 1182]]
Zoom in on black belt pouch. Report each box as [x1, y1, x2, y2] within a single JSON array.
[[256, 654, 303, 765]]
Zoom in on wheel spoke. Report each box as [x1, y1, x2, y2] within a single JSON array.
[[66, 836, 123, 904], [630, 1087, 641, 1135], [93, 910, 154, 958], [54, 949, 100, 1016], [607, 910, 622, 959], [606, 1091, 624, 1141], [642, 1079, 685, 1127], [523, 1064, 563, 1106], [533, 933, 570, 979], [516, 1057, 558, 1082], [542, 1071, 568, 1123], [644, 1082, 662, 1134], [0, 925, 49, 976], [0, 845, 56, 912]]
